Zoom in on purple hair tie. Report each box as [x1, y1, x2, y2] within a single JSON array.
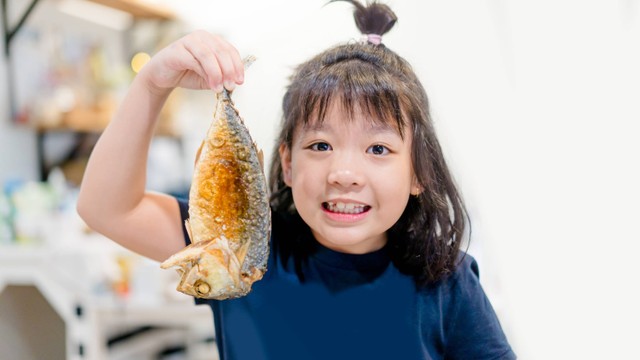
[[361, 33, 382, 45]]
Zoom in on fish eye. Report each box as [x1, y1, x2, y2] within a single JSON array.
[[194, 280, 211, 296]]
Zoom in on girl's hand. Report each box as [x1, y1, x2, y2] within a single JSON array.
[[139, 30, 244, 94]]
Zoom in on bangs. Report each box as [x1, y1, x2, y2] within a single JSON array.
[[299, 59, 407, 137]]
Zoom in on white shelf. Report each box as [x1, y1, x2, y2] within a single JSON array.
[[0, 242, 215, 359]]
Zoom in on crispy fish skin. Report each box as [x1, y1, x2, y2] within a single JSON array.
[[161, 88, 271, 300]]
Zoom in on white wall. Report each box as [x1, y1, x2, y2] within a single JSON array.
[[3, 0, 640, 358]]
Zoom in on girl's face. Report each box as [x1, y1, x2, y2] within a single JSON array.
[[280, 101, 420, 254]]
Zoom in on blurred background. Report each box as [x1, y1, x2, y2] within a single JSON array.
[[1, 0, 639, 359]]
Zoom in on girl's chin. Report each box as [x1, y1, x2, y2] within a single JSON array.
[[312, 232, 386, 254]]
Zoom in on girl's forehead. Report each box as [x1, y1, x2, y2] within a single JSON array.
[[302, 115, 398, 134], [301, 99, 407, 135]]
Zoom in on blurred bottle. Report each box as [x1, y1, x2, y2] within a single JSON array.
[[0, 190, 16, 244], [113, 255, 133, 299], [10, 180, 57, 244]]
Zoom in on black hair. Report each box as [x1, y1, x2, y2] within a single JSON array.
[[269, 0, 468, 285]]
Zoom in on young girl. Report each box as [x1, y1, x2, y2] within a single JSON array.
[[78, 1, 515, 359]]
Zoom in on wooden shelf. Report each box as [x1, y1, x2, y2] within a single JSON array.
[[34, 92, 182, 138], [36, 125, 181, 138], [86, 0, 175, 20]]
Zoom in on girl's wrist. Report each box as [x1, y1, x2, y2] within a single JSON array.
[[120, 71, 172, 127], [135, 67, 173, 100]]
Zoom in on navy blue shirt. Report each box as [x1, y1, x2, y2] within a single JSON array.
[[177, 198, 515, 360]]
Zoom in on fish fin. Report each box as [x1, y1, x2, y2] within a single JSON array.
[[243, 55, 257, 69], [234, 240, 251, 265], [185, 219, 194, 243], [160, 242, 206, 269], [257, 148, 265, 171], [194, 141, 204, 167]]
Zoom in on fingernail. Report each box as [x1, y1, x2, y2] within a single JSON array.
[[224, 81, 235, 91], [214, 84, 224, 93]]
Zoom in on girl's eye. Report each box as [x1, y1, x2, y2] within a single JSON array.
[[367, 144, 390, 155], [310, 142, 332, 151]]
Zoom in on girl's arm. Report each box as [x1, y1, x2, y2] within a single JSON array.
[[77, 31, 244, 262]]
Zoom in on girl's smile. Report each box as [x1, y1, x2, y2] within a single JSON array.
[[280, 101, 420, 254], [322, 199, 371, 221]]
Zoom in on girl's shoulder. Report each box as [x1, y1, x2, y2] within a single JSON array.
[[419, 253, 515, 359], [414, 252, 491, 313], [419, 252, 481, 295]]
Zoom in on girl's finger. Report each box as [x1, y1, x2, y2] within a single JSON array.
[[175, 43, 207, 78], [206, 33, 244, 87], [183, 31, 224, 91], [145, 41, 206, 90], [214, 50, 237, 91], [195, 31, 243, 90]]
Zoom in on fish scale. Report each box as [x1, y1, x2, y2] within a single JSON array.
[[161, 71, 271, 300]]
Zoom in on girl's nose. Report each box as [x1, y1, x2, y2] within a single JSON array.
[[327, 153, 365, 188]]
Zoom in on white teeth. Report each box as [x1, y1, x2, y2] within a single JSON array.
[[326, 201, 366, 214]]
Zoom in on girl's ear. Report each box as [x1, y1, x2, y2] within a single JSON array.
[[279, 143, 293, 186], [410, 177, 423, 196]]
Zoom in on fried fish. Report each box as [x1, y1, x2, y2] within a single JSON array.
[[161, 64, 270, 299]]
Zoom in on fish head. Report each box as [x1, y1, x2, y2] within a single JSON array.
[[160, 237, 249, 299]]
